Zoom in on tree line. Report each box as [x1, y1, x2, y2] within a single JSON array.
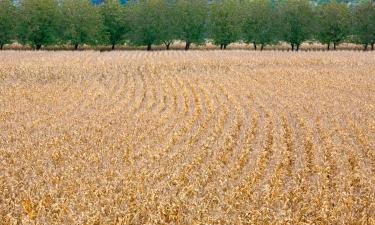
[[0, 0, 374, 51]]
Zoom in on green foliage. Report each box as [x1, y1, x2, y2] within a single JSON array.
[[278, 0, 315, 50], [242, 0, 278, 50], [17, 0, 61, 49], [316, 1, 350, 50], [352, 1, 375, 50], [100, 0, 129, 49], [313, 0, 360, 4], [61, 0, 104, 50], [176, 0, 208, 50], [126, 0, 164, 50], [1, 0, 374, 50], [0, 0, 16, 49], [157, 0, 180, 49], [209, 0, 241, 49]]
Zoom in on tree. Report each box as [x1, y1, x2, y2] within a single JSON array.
[[316, 1, 350, 50], [60, 0, 105, 50], [352, 1, 375, 50], [277, 0, 315, 51], [209, 0, 241, 49], [0, 0, 16, 50], [100, 0, 129, 50], [176, 0, 208, 50], [17, 0, 61, 50], [126, 0, 166, 51], [158, 0, 180, 50], [242, 0, 278, 51]]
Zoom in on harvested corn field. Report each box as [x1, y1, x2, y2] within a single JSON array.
[[0, 51, 374, 224]]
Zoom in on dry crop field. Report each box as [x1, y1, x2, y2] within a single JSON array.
[[0, 51, 374, 224]]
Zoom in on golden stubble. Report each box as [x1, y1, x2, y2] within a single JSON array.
[[0, 50, 374, 224]]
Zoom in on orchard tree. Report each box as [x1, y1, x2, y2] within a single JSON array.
[[352, 1, 375, 50], [100, 0, 129, 50], [316, 1, 350, 50], [17, 0, 61, 50], [242, 0, 277, 51], [209, 0, 241, 49], [176, 0, 208, 50], [277, 0, 315, 51], [158, 0, 180, 50], [61, 0, 105, 50], [126, 0, 165, 51], [0, 0, 16, 50]]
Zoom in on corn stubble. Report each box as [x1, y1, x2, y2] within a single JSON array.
[[0, 51, 374, 224]]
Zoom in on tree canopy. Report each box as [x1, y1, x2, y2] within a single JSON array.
[[278, 0, 315, 51], [316, 1, 350, 50], [209, 0, 242, 49], [0, 0, 373, 51], [352, 1, 375, 50], [100, 0, 129, 49], [60, 0, 104, 50], [242, 0, 278, 50], [126, 0, 166, 50], [176, 0, 208, 50], [157, 0, 180, 50], [0, 0, 17, 50], [17, 0, 61, 49]]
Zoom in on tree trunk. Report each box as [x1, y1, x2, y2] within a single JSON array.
[[220, 44, 223, 50], [36, 44, 42, 50], [112, 44, 115, 50], [327, 43, 330, 51], [364, 43, 368, 51], [0, 44, 3, 50], [291, 44, 294, 51], [260, 44, 264, 51], [185, 42, 190, 51], [253, 42, 257, 51], [296, 44, 300, 51], [166, 43, 171, 50], [147, 44, 152, 51], [371, 42, 374, 51], [223, 44, 227, 50], [333, 42, 337, 50], [74, 44, 79, 50]]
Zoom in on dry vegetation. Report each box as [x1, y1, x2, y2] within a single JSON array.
[[1, 42, 367, 51], [0, 51, 374, 224]]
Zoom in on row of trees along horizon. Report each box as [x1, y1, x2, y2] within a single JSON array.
[[0, 0, 374, 51]]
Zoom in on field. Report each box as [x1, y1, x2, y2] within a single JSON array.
[[2, 42, 367, 51], [0, 51, 374, 224]]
